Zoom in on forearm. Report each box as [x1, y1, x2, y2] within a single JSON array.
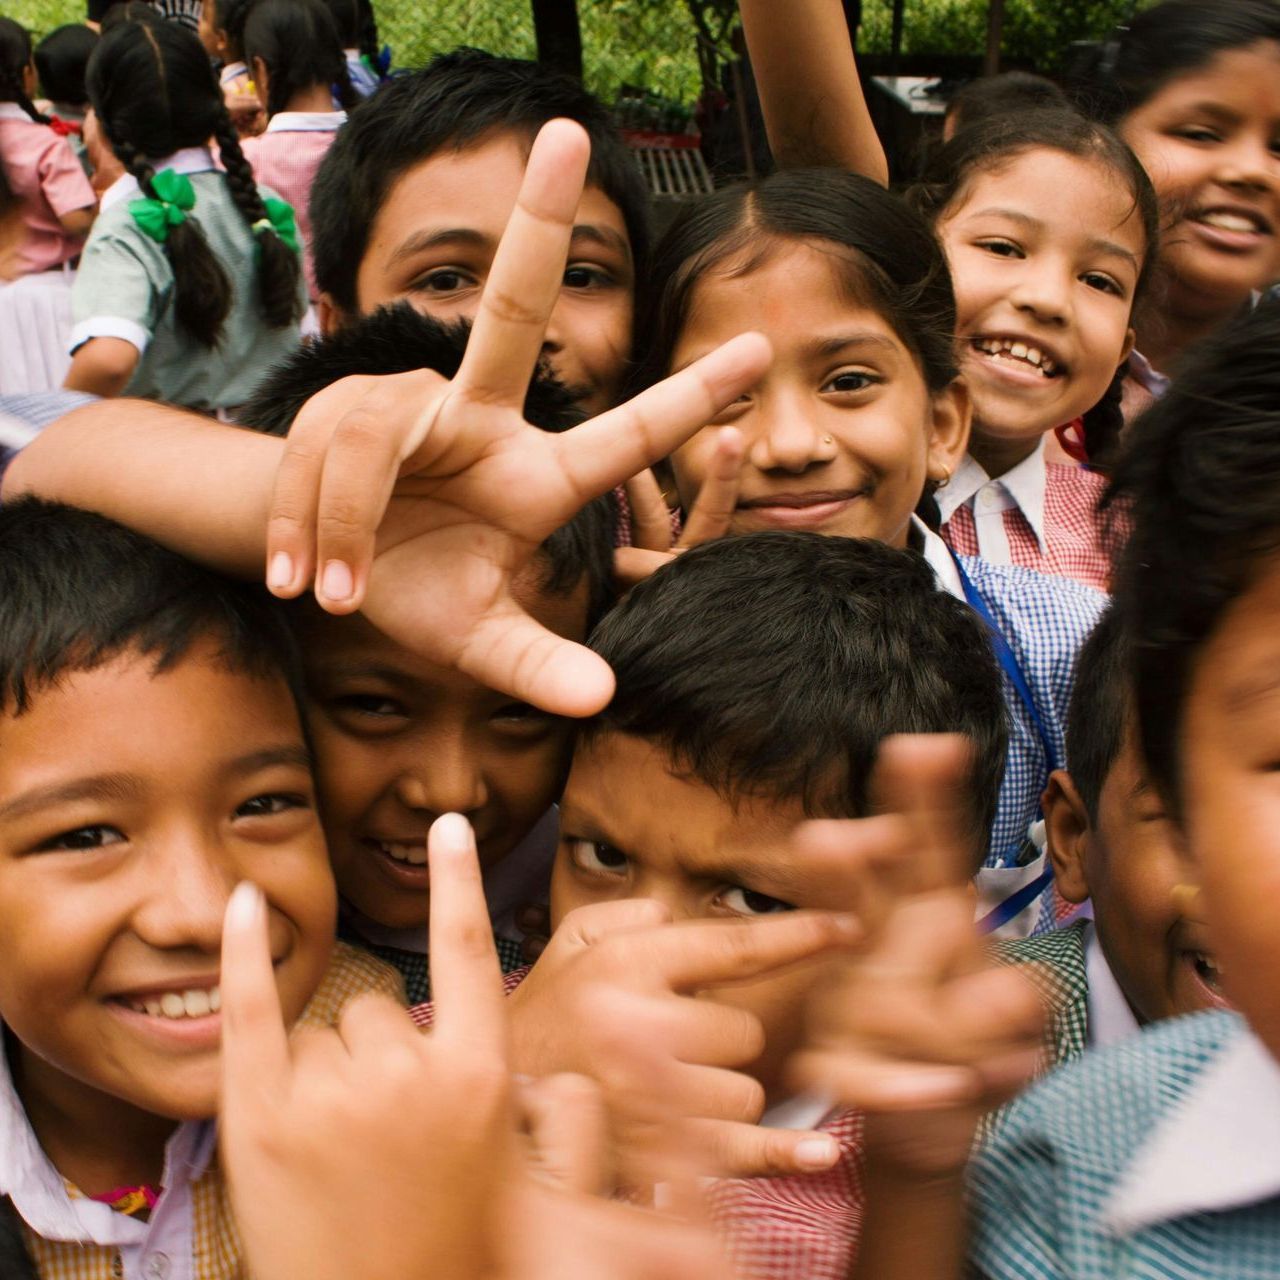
[[740, 0, 888, 184], [852, 1165, 969, 1280], [4, 398, 281, 577]]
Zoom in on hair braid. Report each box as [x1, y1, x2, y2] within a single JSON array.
[[1080, 361, 1128, 470], [213, 103, 301, 328], [0, 18, 52, 123]]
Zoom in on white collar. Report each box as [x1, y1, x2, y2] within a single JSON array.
[[265, 110, 347, 133], [0, 1030, 215, 1244], [1103, 1022, 1280, 1234], [219, 60, 248, 86], [99, 146, 217, 213], [911, 515, 964, 600], [0, 103, 38, 122], [1084, 921, 1141, 1049], [936, 439, 1049, 554]]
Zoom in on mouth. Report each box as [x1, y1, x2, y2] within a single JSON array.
[[968, 335, 1064, 380], [734, 489, 869, 530], [1185, 205, 1274, 251], [118, 984, 222, 1020], [1181, 948, 1230, 1009], [367, 836, 428, 867]]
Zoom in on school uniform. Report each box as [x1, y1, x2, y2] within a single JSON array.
[[242, 111, 345, 301], [70, 146, 305, 413], [344, 51, 381, 99], [1, 942, 402, 1280], [969, 1008, 1280, 1280], [938, 440, 1117, 593]]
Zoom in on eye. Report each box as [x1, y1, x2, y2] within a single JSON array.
[[1172, 126, 1220, 144], [1081, 271, 1124, 297], [412, 267, 478, 295], [492, 701, 556, 736], [334, 693, 407, 719], [822, 370, 878, 394], [563, 264, 613, 290], [976, 238, 1023, 259], [567, 838, 628, 876], [718, 885, 795, 917], [35, 824, 126, 853], [236, 792, 311, 819]]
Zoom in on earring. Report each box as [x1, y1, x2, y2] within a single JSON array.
[[934, 464, 952, 490], [1171, 883, 1201, 915]]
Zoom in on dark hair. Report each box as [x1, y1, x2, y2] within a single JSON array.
[[316, 0, 358, 46], [1070, 0, 1280, 126], [1105, 300, 1280, 816], [87, 19, 302, 346], [0, 497, 307, 718], [0, 160, 16, 224], [210, 0, 255, 58], [946, 72, 1070, 135], [585, 532, 1007, 855], [0, 1197, 36, 1280], [243, 0, 356, 116], [0, 18, 52, 124], [1064, 604, 1130, 821], [910, 108, 1160, 466], [100, 2, 165, 32], [632, 168, 959, 403], [309, 48, 649, 317], [34, 24, 99, 107], [237, 301, 615, 625]]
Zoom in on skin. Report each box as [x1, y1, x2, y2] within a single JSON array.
[[339, 131, 635, 416], [0, 644, 335, 1196], [1120, 41, 1280, 368], [667, 241, 969, 550], [1178, 555, 1280, 1063], [1043, 726, 1226, 1026], [298, 571, 589, 931], [551, 731, 850, 1101], [935, 149, 1142, 477]]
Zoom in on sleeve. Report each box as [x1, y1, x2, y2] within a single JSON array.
[[296, 940, 407, 1030], [69, 224, 164, 355], [36, 133, 96, 217]]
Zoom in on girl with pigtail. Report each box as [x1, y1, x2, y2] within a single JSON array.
[[66, 17, 304, 412], [0, 17, 97, 392]]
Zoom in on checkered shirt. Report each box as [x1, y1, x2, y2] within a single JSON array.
[[359, 933, 530, 1005], [991, 922, 1090, 1072], [943, 463, 1121, 593], [17, 942, 402, 1280], [968, 1009, 1280, 1280]]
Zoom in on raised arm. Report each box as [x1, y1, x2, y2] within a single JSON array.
[[739, 0, 888, 184]]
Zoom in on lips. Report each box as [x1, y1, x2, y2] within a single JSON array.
[[737, 489, 866, 510], [1190, 204, 1272, 236], [967, 334, 1065, 379]]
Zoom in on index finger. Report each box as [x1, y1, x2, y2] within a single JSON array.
[[456, 118, 591, 406], [219, 881, 291, 1104], [427, 813, 509, 1054]]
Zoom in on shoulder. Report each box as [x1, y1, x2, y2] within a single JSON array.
[[297, 940, 407, 1029], [990, 922, 1089, 1073], [958, 555, 1106, 652]]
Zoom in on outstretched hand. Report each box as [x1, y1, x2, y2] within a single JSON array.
[[264, 119, 770, 717]]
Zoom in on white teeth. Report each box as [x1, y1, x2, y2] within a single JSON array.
[[972, 337, 1058, 377], [1026, 346, 1043, 367], [209, 987, 221, 1013], [378, 840, 428, 865], [1010, 341, 1028, 359], [160, 992, 185, 1018], [1201, 211, 1260, 234], [127, 986, 221, 1020], [145, 998, 163, 1017], [183, 989, 211, 1017]]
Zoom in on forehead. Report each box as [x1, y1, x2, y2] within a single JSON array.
[[1133, 41, 1280, 122]]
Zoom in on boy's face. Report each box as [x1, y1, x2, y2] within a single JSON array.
[[1178, 555, 1280, 1061], [1045, 728, 1227, 1025], [551, 732, 835, 1099], [0, 645, 335, 1126], [299, 575, 587, 930], [338, 131, 635, 417]]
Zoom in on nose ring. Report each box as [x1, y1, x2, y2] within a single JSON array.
[[822, 434, 834, 445]]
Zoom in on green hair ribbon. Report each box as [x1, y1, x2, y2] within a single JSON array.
[[251, 197, 300, 256], [127, 169, 196, 244]]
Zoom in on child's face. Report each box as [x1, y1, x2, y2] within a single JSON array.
[[343, 132, 634, 417], [1046, 728, 1226, 1025], [1121, 41, 1280, 314], [0, 645, 335, 1125], [197, 0, 224, 59], [1177, 555, 1280, 1061], [667, 241, 969, 550], [551, 731, 840, 1098], [299, 575, 587, 930], [937, 149, 1141, 456]]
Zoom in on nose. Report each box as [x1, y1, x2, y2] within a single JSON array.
[[393, 733, 488, 820], [1217, 132, 1278, 196], [131, 824, 238, 953], [1008, 256, 1071, 328], [745, 390, 836, 475]]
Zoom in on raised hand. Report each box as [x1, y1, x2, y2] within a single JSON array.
[[263, 119, 771, 718]]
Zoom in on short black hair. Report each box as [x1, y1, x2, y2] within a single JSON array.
[[945, 72, 1069, 135], [585, 532, 1007, 857], [309, 47, 650, 318], [34, 24, 99, 106], [0, 1198, 36, 1280], [1106, 300, 1280, 817], [1064, 604, 1129, 821], [238, 302, 615, 625], [0, 497, 307, 719]]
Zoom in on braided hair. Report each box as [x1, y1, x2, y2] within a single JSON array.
[[86, 19, 301, 345], [0, 18, 52, 125], [243, 0, 357, 118]]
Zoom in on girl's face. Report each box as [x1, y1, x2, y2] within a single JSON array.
[[668, 241, 969, 550], [937, 148, 1142, 459], [1122, 41, 1280, 315]]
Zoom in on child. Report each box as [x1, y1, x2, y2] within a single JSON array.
[[943, 71, 1069, 142], [66, 18, 304, 411], [240, 0, 355, 303], [634, 167, 1107, 930], [1072, 0, 1280, 413], [198, 0, 260, 132], [33, 23, 98, 170], [317, 0, 381, 99], [993, 604, 1227, 1072], [0, 496, 401, 1276]]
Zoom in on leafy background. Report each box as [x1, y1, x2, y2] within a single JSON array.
[[8, 0, 1141, 104]]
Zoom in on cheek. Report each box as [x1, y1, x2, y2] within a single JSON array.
[[487, 738, 570, 827], [309, 727, 388, 831]]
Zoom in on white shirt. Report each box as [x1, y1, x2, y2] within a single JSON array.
[[936, 439, 1049, 565], [1084, 920, 1141, 1049], [263, 110, 347, 134], [97, 146, 217, 215]]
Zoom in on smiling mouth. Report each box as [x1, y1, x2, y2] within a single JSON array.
[[969, 336, 1063, 378], [1190, 207, 1272, 237], [120, 985, 221, 1020], [365, 837, 428, 866], [737, 490, 866, 510]]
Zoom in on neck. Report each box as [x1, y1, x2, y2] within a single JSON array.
[[10, 1038, 178, 1196], [283, 83, 337, 114], [967, 431, 1039, 480]]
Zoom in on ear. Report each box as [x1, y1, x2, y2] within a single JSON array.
[[926, 376, 971, 487], [1042, 769, 1091, 903], [250, 56, 270, 110], [1118, 326, 1136, 366], [315, 293, 345, 335]]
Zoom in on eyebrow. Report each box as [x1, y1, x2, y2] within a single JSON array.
[[309, 660, 418, 687], [808, 333, 901, 359], [228, 746, 314, 777], [965, 207, 1140, 270], [389, 222, 630, 269], [1223, 668, 1280, 714]]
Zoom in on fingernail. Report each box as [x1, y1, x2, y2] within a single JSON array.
[[431, 812, 473, 854], [226, 881, 264, 931], [320, 559, 353, 603], [267, 550, 294, 592], [795, 1135, 839, 1170]]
